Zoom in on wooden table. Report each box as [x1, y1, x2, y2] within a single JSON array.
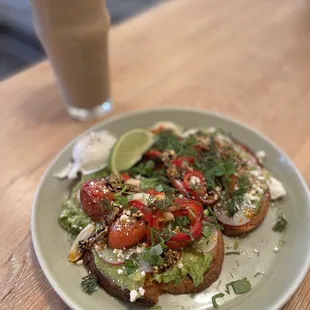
[[1, 0, 310, 309]]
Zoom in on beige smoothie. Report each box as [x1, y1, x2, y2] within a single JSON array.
[[30, 0, 111, 119]]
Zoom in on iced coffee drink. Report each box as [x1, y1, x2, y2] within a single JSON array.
[[30, 0, 111, 120]]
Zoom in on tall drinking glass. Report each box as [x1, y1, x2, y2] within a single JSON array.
[[30, 0, 112, 120]]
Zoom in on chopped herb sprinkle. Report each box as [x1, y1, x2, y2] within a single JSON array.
[[212, 293, 225, 309]]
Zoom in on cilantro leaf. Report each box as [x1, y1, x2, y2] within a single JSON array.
[[272, 216, 288, 232], [124, 259, 138, 275], [226, 277, 251, 294], [81, 274, 98, 295], [141, 243, 166, 266], [155, 184, 164, 192], [212, 292, 224, 308], [140, 178, 159, 190], [202, 226, 212, 238], [225, 251, 240, 256]]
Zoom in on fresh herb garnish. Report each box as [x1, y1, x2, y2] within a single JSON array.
[[226, 277, 251, 294], [124, 259, 138, 275], [155, 184, 164, 192], [253, 272, 263, 278], [225, 173, 250, 217], [211, 292, 225, 308], [140, 178, 160, 190], [272, 216, 288, 232], [113, 195, 129, 208], [201, 225, 211, 238], [233, 240, 239, 250], [81, 274, 98, 294], [225, 251, 240, 256], [101, 198, 113, 212], [153, 131, 198, 157], [172, 216, 190, 229], [140, 243, 166, 266]]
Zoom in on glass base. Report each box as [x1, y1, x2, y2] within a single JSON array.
[[67, 99, 112, 121]]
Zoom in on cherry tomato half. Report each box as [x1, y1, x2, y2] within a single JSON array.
[[108, 218, 147, 249], [80, 179, 114, 221]]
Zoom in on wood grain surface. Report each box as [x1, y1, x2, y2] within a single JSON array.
[[1, 0, 310, 309]]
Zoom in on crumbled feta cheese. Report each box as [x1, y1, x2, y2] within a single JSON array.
[[117, 269, 123, 274], [245, 193, 260, 201], [256, 150, 266, 163], [129, 193, 151, 205], [126, 210, 131, 216], [178, 263, 184, 269], [267, 177, 286, 200], [189, 176, 201, 186], [113, 248, 118, 254], [138, 287, 145, 296], [136, 247, 143, 254], [273, 246, 279, 253], [140, 271, 146, 277], [130, 290, 139, 302], [253, 249, 259, 254], [182, 128, 199, 138], [102, 187, 109, 194], [250, 170, 260, 177], [208, 127, 216, 133], [120, 214, 129, 222]]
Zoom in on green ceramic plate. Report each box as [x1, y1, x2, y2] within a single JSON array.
[[32, 108, 310, 310]]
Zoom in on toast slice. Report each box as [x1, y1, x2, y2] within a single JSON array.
[[219, 191, 270, 236], [83, 231, 224, 307]]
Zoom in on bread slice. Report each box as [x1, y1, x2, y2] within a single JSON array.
[[220, 191, 270, 236], [83, 231, 224, 307]]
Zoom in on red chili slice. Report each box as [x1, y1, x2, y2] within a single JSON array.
[[171, 157, 194, 167], [166, 199, 203, 249], [183, 170, 207, 198], [129, 200, 153, 226]]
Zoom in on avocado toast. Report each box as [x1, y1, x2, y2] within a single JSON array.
[[58, 122, 286, 307]]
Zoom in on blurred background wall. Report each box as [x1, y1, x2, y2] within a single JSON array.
[[0, 0, 161, 80]]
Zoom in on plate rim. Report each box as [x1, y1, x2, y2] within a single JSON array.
[[31, 107, 310, 310]]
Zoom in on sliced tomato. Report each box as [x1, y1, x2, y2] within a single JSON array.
[[129, 200, 153, 226], [166, 240, 189, 250], [183, 170, 207, 198], [171, 156, 194, 167], [144, 149, 162, 159], [171, 179, 188, 196], [80, 179, 114, 221], [108, 218, 147, 249]]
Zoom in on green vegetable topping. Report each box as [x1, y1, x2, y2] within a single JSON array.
[[226, 277, 251, 294], [225, 251, 240, 256], [202, 226, 212, 238], [124, 259, 138, 275], [212, 292, 225, 308], [141, 243, 166, 266], [272, 216, 288, 232], [81, 274, 98, 295]]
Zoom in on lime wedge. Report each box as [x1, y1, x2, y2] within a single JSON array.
[[109, 129, 155, 175]]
